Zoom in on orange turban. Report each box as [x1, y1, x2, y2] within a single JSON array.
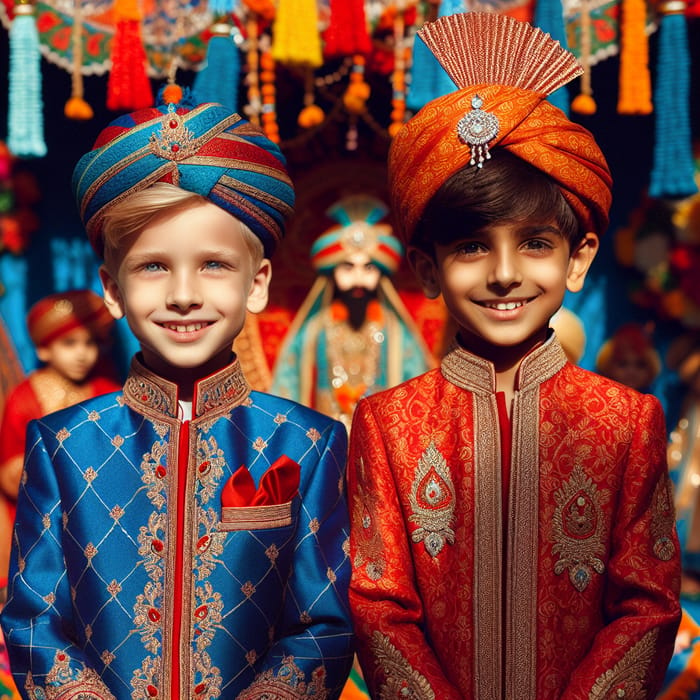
[[27, 290, 113, 348], [389, 12, 613, 245]]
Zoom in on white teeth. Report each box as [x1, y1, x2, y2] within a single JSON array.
[[164, 322, 205, 332], [486, 301, 524, 310]]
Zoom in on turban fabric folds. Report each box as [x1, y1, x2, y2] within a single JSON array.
[[27, 289, 113, 348], [72, 102, 294, 258], [310, 195, 403, 276], [388, 13, 613, 245]]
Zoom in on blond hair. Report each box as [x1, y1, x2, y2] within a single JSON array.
[[101, 182, 264, 271]]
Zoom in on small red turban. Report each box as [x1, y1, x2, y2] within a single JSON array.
[[27, 290, 113, 348]]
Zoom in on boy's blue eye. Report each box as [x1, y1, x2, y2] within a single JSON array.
[[204, 260, 223, 269], [143, 262, 163, 272]]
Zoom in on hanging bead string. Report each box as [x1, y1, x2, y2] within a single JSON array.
[[244, 14, 261, 127], [389, 3, 409, 138], [571, 0, 596, 114], [65, 0, 94, 119], [259, 36, 279, 143]]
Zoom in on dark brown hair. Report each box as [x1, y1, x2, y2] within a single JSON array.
[[412, 149, 580, 252]]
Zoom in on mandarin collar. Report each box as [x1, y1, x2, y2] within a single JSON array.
[[122, 354, 251, 420], [440, 333, 567, 395]]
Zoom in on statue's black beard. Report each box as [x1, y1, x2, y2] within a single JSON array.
[[334, 287, 379, 331]]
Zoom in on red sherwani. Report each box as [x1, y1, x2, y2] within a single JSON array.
[[347, 336, 681, 699]]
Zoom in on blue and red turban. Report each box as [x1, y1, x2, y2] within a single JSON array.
[[310, 195, 403, 276], [72, 102, 295, 258]]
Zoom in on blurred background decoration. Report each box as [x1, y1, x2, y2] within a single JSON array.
[[0, 0, 698, 427]]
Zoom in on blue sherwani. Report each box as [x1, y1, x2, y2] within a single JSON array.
[[1, 356, 353, 700]]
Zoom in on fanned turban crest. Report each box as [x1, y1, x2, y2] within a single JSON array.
[[388, 12, 613, 245]]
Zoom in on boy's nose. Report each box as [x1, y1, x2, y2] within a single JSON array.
[[488, 250, 522, 288], [167, 272, 203, 309]]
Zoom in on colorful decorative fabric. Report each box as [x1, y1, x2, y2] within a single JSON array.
[[310, 195, 403, 276], [26, 289, 113, 347], [347, 336, 680, 698], [1, 357, 353, 698], [71, 102, 294, 258], [388, 13, 612, 244]]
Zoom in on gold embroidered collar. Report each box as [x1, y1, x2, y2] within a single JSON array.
[[122, 354, 251, 419], [440, 334, 567, 395]]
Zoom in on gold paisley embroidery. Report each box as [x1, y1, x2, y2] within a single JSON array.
[[235, 655, 329, 699], [552, 465, 606, 591], [651, 473, 677, 561], [409, 442, 456, 557], [372, 631, 435, 700], [25, 652, 116, 699], [352, 456, 386, 580], [589, 629, 657, 699]]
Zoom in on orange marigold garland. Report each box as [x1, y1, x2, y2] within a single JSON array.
[[243, 15, 261, 127], [389, 6, 411, 138], [259, 44, 279, 143], [617, 0, 652, 113]]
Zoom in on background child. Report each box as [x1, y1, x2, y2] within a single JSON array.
[[0, 289, 118, 581], [595, 322, 661, 393], [347, 12, 680, 699], [1, 97, 353, 699]]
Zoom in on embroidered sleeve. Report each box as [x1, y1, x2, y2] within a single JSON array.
[[347, 399, 463, 700], [0, 421, 112, 695], [560, 395, 681, 699]]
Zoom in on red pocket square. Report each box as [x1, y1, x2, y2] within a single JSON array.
[[221, 456, 300, 507]]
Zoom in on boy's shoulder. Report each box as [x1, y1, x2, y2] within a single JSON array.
[[33, 387, 123, 428], [251, 390, 346, 432]]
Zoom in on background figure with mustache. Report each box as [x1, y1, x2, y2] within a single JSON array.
[[271, 195, 434, 432]]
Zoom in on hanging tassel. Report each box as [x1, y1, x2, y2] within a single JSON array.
[[208, 0, 237, 15], [533, 0, 572, 113], [298, 66, 324, 128], [617, 0, 652, 113], [571, 0, 597, 115], [193, 22, 241, 111], [272, 0, 322, 67], [65, 0, 94, 120], [323, 0, 371, 58], [106, 0, 153, 111], [7, 0, 47, 158], [649, 0, 698, 199], [406, 0, 465, 113]]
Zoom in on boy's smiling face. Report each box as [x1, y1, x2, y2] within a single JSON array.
[[410, 221, 598, 366], [99, 201, 271, 386]]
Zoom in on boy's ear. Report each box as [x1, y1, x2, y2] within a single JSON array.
[[36, 346, 50, 363], [98, 265, 126, 320], [407, 246, 441, 300], [566, 232, 599, 293], [246, 258, 272, 314]]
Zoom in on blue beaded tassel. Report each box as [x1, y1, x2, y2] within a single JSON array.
[[533, 0, 572, 114], [7, 0, 47, 158], [649, 0, 697, 199], [406, 0, 466, 112], [193, 22, 241, 112]]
